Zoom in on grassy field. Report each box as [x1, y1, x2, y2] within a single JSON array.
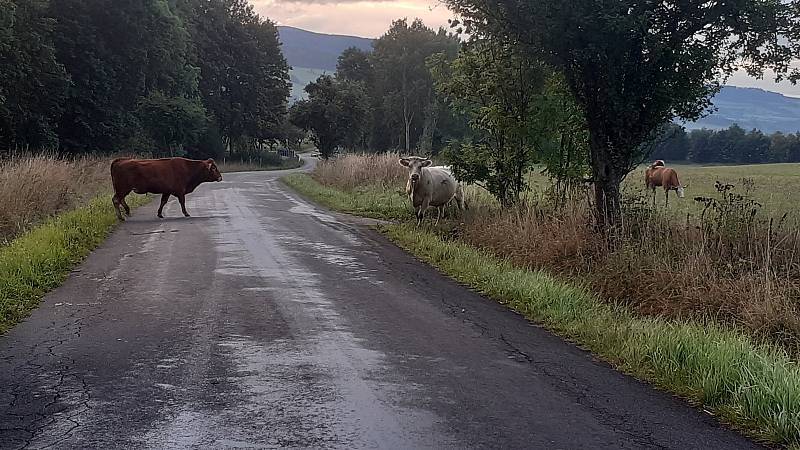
[[283, 154, 800, 448], [623, 162, 800, 221]]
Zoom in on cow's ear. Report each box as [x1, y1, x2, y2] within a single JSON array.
[[422, 159, 432, 167], [399, 158, 410, 167], [206, 158, 215, 164]]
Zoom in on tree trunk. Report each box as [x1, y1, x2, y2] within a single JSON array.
[[589, 131, 624, 228]]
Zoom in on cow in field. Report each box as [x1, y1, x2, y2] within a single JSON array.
[[645, 160, 685, 206], [399, 156, 465, 225], [111, 157, 222, 221]]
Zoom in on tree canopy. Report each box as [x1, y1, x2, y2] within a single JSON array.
[[0, 0, 291, 157], [289, 75, 369, 158], [0, 0, 68, 150]]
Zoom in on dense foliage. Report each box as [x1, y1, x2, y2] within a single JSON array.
[[289, 75, 369, 159], [444, 0, 800, 224], [334, 19, 465, 154], [0, 0, 290, 157], [431, 38, 588, 205]]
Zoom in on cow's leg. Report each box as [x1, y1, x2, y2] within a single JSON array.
[[157, 194, 170, 218], [112, 193, 125, 221], [435, 206, 443, 225], [665, 189, 669, 207], [121, 197, 132, 217], [416, 199, 430, 227], [455, 188, 466, 212], [177, 194, 190, 217]]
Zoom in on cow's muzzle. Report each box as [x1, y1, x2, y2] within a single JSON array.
[[410, 174, 420, 182]]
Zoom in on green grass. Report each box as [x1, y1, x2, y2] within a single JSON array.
[[284, 172, 800, 448], [383, 224, 800, 447], [283, 173, 409, 220], [516, 162, 800, 221], [0, 194, 150, 334], [637, 162, 800, 220]]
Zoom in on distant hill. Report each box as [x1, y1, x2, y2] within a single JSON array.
[[287, 67, 329, 102], [685, 87, 800, 134], [278, 26, 373, 102], [278, 26, 373, 72], [278, 27, 800, 133]]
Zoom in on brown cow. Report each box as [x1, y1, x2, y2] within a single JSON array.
[[645, 160, 685, 206], [111, 157, 222, 221]]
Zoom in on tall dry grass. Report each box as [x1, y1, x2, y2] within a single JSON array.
[[0, 155, 110, 243], [313, 152, 407, 190], [462, 187, 800, 354]]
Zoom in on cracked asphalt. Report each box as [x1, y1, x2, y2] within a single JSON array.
[[0, 159, 764, 449]]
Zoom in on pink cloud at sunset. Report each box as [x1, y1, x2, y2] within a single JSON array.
[[251, 0, 454, 38]]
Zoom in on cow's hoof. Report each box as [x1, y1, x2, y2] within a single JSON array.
[[157, 214, 164, 219]]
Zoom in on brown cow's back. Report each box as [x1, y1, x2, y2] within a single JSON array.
[[112, 158, 202, 196], [646, 167, 681, 190]]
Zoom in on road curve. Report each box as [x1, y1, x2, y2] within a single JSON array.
[[0, 160, 762, 450]]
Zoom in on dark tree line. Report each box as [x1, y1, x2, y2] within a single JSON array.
[[0, 0, 290, 158], [653, 124, 800, 165]]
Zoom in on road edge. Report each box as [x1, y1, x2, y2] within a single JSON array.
[[0, 194, 151, 335]]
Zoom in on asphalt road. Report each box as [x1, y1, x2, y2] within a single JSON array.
[[0, 159, 763, 450]]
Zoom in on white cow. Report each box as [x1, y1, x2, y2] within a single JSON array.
[[399, 156, 465, 225]]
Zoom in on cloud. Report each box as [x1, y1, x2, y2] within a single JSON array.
[[253, 0, 800, 97]]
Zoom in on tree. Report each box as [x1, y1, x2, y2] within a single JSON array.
[[178, 0, 290, 157], [688, 129, 715, 163], [336, 47, 374, 85], [137, 91, 208, 156], [49, 0, 201, 153], [651, 124, 689, 162], [446, 0, 800, 225], [431, 39, 588, 205], [0, 0, 68, 151], [370, 19, 460, 152], [289, 75, 369, 158], [742, 129, 771, 164]]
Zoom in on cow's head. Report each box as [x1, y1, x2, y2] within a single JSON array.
[[205, 159, 222, 182], [399, 156, 432, 185]]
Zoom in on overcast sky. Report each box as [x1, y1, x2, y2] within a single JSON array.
[[253, 0, 800, 97]]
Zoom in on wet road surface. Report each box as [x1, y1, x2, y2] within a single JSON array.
[[0, 161, 764, 449]]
